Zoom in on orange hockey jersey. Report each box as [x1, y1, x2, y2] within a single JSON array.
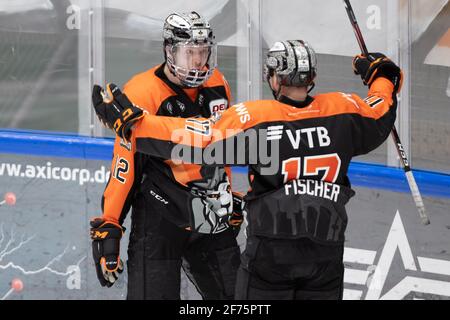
[[112, 76, 399, 241], [101, 64, 233, 234], [131, 76, 397, 197]]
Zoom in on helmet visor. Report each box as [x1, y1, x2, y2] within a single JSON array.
[[167, 42, 217, 87]]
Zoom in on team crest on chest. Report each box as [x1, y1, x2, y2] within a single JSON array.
[[165, 102, 174, 115]]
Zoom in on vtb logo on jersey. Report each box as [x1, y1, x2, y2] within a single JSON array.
[[267, 125, 331, 149], [209, 99, 227, 114]]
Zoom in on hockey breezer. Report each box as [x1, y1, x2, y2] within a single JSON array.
[[343, 0, 430, 225], [94, 39, 404, 300]]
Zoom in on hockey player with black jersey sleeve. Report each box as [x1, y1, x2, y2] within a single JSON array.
[[93, 40, 402, 300], [90, 12, 242, 300]]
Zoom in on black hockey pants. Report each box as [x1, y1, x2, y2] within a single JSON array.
[[126, 194, 241, 300], [235, 236, 345, 300]]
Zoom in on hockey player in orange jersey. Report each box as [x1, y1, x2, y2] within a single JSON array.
[[93, 40, 402, 299], [90, 11, 243, 300]]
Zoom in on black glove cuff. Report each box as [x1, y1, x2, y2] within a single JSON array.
[[232, 193, 244, 214], [120, 107, 144, 140]]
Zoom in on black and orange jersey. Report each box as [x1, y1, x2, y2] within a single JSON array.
[[101, 63, 232, 228], [130, 76, 397, 198]]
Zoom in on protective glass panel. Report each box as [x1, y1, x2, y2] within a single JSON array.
[[410, 0, 450, 173], [261, 0, 393, 165], [0, 1, 88, 133]]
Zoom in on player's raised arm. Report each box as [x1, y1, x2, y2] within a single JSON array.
[[134, 104, 251, 164], [92, 84, 254, 164], [348, 53, 403, 155]]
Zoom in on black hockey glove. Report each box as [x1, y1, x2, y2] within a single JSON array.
[[229, 192, 245, 229], [90, 217, 125, 288], [352, 52, 403, 93], [92, 83, 144, 141]]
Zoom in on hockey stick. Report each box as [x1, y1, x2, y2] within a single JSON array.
[[343, 0, 430, 225]]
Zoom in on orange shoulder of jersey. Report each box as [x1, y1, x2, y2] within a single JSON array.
[[204, 68, 232, 102], [203, 68, 226, 88], [310, 78, 395, 121], [123, 65, 175, 115], [314, 77, 394, 120]]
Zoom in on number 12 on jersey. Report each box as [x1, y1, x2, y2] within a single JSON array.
[[281, 153, 341, 183]]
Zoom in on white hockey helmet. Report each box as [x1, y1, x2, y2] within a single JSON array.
[[163, 11, 217, 88], [264, 40, 317, 93]]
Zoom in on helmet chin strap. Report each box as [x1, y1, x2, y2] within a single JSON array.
[[269, 78, 282, 100], [271, 87, 282, 101], [178, 81, 194, 89], [307, 82, 315, 93]]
